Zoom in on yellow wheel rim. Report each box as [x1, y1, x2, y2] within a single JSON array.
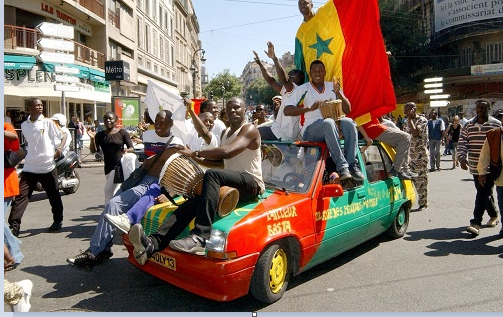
[[269, 248, 288, 294]]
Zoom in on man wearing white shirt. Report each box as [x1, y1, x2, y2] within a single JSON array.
[[200, 99, 226, 140], [9, 98, 68, 236]]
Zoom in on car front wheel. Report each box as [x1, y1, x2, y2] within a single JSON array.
[[250, 242, 290, 303]]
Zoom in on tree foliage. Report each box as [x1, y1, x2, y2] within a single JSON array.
[[246, 78, 277, 106], [379, 0, 430, 90], [203, 70, 243, 105]]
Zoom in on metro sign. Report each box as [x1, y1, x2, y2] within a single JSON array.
[[36, 22, 74, 39], [38, 38, 74, 52]]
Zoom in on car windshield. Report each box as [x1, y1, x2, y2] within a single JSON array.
[[261, 142, 321, 193]]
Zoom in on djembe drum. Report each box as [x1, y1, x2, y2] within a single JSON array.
[[319, 99, 345, 139], [160, 153, 239, 217]]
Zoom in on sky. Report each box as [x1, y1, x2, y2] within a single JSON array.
[[192, 0, 326, 79]]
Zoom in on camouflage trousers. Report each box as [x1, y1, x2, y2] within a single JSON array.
[[409, 149, 429, 206]]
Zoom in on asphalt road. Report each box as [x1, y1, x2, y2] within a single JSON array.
[[4, 155, 503, 312]]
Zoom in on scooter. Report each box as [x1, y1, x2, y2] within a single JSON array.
[[17, 151, 81, 195]]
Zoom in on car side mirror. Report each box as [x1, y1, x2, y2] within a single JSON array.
[[318, 184, 344, 198]]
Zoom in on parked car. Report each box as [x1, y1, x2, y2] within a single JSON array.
[[123, 140, 415, 303]]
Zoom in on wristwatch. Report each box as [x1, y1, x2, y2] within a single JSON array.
[[195, 151, 200, 158]]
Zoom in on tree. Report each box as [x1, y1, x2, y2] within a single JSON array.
[[379, 0, 430, 90], [203, 70, 243, 107], [246, 78, 277, 107]]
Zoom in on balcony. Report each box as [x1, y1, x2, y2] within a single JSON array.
[[4, 25, 105, 69], [108, 9, 120, 28], [74, 0, 104, 19]]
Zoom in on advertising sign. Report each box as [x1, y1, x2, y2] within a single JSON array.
[[434, 0, 503, 32], [113, 96, 140, 128]]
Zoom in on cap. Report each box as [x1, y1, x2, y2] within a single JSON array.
[[493, 109, 503, 120], [272, 95, 282, 101], [51, 113, 67, 126]]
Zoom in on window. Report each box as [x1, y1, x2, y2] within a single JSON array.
[[138, 55, 143, 66], [159, 6, 162, 26], [147, 60, 151, 70], [145, 0, 150, 17], [170, 17, 173, 37], [171, 46, 174, 67], [153, 30, 158, 56], [486, 43, 502, 64], [109, 41, 117, 59], [165, 13, 168, 32], [154, 64, 158, 73], [360, 144, 393, 183], [160, 36, 164, 62], [461, 47, 472, 67], [137, 18, 143, 49], [145, 24, 150, 53]]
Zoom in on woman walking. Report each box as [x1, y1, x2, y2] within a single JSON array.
[[445, 115, 462, 169]]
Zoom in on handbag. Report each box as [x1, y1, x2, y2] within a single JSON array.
[[119, 167, 147, 190], [113, 161, 124, 184], [4, 148, 27, 169]]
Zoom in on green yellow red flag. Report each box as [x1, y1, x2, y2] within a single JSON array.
[[294, 0, 395, 125]]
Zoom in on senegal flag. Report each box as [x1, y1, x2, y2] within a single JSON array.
[[295, 0, 395, 125]]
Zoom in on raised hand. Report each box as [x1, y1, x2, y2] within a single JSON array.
[[333, 77, 342, 94], [265, 41, 276, 59]]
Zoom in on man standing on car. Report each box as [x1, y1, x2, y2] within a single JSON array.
[[8, 98, 68, 236]]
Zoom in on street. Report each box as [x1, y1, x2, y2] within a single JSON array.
[[4, 154, 503, 312]]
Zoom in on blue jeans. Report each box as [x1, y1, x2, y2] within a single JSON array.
[[303, 117, 358, 171], [88, 175, 158, 256], [4, 198, 24, 264], [429, 139, 441, 170]]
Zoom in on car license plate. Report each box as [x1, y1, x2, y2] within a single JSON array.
[[150, 252, 176, 271]]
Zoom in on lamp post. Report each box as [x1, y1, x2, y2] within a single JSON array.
[[190, 48, 206, 98]]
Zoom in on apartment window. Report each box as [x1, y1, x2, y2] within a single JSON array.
[[137, 18, 143, 49], [138, 56, 143, 66], [161, 68, 164, 76], [146, 24, 150, 53], [154, 64, 158, 73], [109, 41, 118, 59], [461, 47, 472, 67], [147, 60, 151, 70], [160, 36, 164, 62], [138, 0, 143, 11], [165, 13, 168, 32], [153, 30, 158, 57], [170, 17, 173, 37], [486, 43, 502, 64], [171, 46, 174, 67], [146, 0, 150, 17], [159, 6, 162, 26]]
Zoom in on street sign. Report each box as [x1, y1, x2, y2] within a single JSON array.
[[38, 51, 75, 64], [36, 22, 74, 39], [37, 38, 74, 52], [424, 89, 443, 94], [54, 84, 80, 92], [53, 74, 80, 83], [54, 65, 80, 74], [430, 94, 450, 99], [424, 77, 443, 83]]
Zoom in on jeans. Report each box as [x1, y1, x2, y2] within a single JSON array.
[[150, 169, 261, 251], [9, 169, 63, 235], [4, 198, 24, 264], [125, 183, 162, 224], [89, 175, 158, 255], [471, 175, 498, 226], [429, 139, 441, 170], [303, 117, 357, 171]]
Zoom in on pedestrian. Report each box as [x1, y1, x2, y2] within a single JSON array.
[[458, 112, 468, 128], [477, 109, 503, 238], [8, 98, 68, 237], [444, 115, 462, 169], [427, 110, 445, 171], [458, 99, 502, 236], [253, 41, 304, 141], [129, 97, 264, 263], [4, 122, 24, 266], [403, 102, 429, 211], [90, 111, 136, 203], [67, 110, 184, 270]]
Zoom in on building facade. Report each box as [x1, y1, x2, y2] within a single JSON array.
[[4, 0, 202, 127]]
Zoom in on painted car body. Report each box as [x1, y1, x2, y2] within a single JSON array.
[[123, 140, 415, 303]]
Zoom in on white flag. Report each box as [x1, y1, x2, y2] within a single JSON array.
[[145, 80, 190, 144]]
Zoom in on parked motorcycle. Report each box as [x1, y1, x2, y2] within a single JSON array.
[[17, 151, 81, 195]]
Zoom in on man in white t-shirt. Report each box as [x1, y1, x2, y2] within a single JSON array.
[[200, 99, 226, 140], [8, 98, 68, 236]]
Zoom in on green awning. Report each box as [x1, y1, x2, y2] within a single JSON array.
[[89, 68, 106, 83], [41, 63, 90, 79], [4, 55, 37, 70]]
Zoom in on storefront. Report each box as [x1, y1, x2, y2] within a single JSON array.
[[4, 55, 111, 128]]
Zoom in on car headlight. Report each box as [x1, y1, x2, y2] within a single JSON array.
[[206, 229, 227, 252]]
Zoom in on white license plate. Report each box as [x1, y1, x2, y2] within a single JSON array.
[[150, 252, 176, 271]]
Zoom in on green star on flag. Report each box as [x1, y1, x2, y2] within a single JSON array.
[[309, 34, 334, 59]]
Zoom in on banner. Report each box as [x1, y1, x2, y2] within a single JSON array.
[[294, 0, 396, 125], [434, 0, 503, 33], [144, 79, 190, 144], [113, 96, 140, 128]]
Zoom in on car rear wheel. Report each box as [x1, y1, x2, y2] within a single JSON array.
[[250, 242, 290, 303], [386, 204, 409, 239]]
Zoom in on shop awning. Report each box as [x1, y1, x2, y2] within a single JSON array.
[[4, 55, 37, 70], [89, 68, 106, 83]]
